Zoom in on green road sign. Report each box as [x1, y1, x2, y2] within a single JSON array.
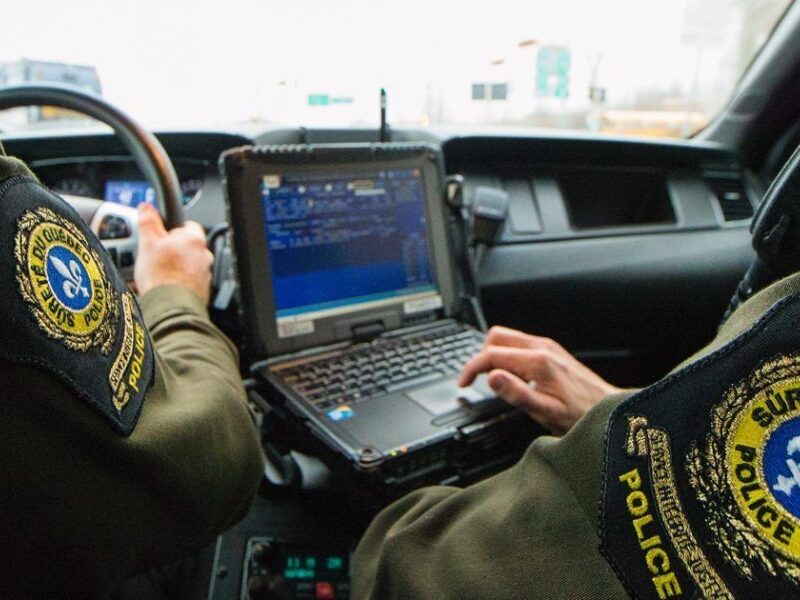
[[535, 46, 571, 98], [308, 94, 354, 106], [308, 94, 329, 106]]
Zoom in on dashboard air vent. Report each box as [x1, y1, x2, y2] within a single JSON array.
[[705, 177, 753, 221]]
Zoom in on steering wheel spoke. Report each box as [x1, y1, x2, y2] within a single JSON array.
[[90, 202, 140, 281]]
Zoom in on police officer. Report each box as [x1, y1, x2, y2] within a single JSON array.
[[0, 147, 265, 598], [351, 271, 800, 598]]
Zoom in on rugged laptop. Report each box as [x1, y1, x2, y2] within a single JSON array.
[[222, 143, 530, 487]]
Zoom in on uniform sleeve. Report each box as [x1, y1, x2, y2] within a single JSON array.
[[0, 284, 265, 598], [353, 271, 800, 600], [138, 283, 266, 535], [352, 392, 631, 600], [0, 145, 37, 180]]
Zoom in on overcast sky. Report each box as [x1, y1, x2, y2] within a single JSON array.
[[1, 0, 788, 128]]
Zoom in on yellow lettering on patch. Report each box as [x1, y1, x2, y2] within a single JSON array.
[[15, 208, 116, 355], [653, 572, 682, 599], [26, 223, 107, 336], [619, 468, 642, 489], [646, 547, 670, 575], [127, 322, 146, 393], [729, 381, 800, 557], [619, 467, 683, 597]]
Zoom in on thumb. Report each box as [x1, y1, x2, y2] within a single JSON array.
[[137, 203, 166, 242], [487, 369, 537, 409], [182, 220, 207, 240]]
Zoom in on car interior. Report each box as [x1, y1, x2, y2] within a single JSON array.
[[4, 1, 800, 598]]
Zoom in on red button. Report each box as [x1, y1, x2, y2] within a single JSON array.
[[315, 581, 335, 600]]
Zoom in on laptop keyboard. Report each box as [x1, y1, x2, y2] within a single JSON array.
[[272, 324, 484, 412]]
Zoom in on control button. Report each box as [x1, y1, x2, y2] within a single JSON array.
[[119, 251, 135, 268], [251, 542, 272, 565], [315, 581, 335, 600], [98, 215, 131, 240]]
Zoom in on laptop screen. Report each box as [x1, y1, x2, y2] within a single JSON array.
[[260, 167, 443, 339]]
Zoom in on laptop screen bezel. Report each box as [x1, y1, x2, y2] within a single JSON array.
[[223, 143, 458, 359]]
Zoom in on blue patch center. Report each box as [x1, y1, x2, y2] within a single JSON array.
[[763, 417, 800, 519], [45, 245, 92, 312]]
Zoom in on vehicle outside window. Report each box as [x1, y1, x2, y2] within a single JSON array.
[[0, 0, 793, 138]]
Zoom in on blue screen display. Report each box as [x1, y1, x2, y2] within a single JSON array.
[[261, 169, 435, 318], [104, 180, 156, 208]]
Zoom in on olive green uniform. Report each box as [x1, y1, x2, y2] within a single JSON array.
[[352, 272, 800, 599], [0, 151, 265, 598]]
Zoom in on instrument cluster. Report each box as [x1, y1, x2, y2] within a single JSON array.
[[31, 156, 208, 208]]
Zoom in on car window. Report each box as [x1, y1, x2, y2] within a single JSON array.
[[0, 0, 793, 138]]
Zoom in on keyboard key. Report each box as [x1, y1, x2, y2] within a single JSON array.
[[385, 371, 443, 393], [272, 325, 483, 411]]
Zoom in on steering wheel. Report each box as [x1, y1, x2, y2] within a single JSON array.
[[724, 142, 800, 321], [0, 83, 185, 273]]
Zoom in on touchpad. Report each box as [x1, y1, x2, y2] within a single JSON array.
[[408, 376, 492, 416]]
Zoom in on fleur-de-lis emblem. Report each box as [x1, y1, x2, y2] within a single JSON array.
[[773, 435, 800, 497], [49, 254, 89, 299]]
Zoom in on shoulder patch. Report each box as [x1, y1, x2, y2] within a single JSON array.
[[15, 206, 117, 353], [600, 295, 800, 599], [0, 176, 154, 435]]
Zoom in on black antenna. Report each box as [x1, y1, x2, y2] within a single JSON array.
[[379, 88, 389, 142]]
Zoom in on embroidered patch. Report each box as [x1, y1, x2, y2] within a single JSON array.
[[15, 206, 117, 353], [107, 291, 151, 414], [687, 358, 800, 583], [600, 295, 800, 599], [0, 176, 154, 435]]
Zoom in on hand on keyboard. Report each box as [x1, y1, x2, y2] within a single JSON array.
[[458, 326, 621, 435]]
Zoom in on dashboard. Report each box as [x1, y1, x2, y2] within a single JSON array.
[[3, 126, 761, 390], [2, 130, 251, 226], [31, 155, 206, 208], [0, 126, 763, 600]]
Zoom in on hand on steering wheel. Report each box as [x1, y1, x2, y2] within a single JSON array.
[[0, 83, 193, 290], [135, 204, 213, 304]]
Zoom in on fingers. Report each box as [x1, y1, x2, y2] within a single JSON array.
[[487, 369, 566, 433], [138, 204, 206, 243], [459, 346, 550, 387], [201, 248, 215, 272], [484, 326, 536, 349], [182, 220, 207, 241], [484, 326, 567, 357], [137, 203, 166, 242], [181, 223, 213, 269], [487, 369, 536, 408]]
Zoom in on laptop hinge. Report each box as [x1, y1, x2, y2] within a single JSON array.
[[351, 320, 386, 342]]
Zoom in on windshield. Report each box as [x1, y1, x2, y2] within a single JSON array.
[[0, 0, 793, 138]]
